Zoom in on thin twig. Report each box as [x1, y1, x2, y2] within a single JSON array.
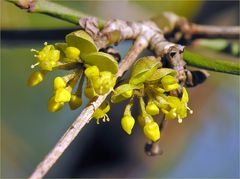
[[29, 36, 148, 179]]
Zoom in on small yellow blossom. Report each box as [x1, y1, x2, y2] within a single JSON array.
[[92, 101, 110, 124], [92, 71, 116, 95], [31, 43, 60, 71]]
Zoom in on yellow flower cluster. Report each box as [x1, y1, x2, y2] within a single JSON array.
[[28, 30, 118, 115], [28, 31, 193, 144], [112, 57, 193, 142]]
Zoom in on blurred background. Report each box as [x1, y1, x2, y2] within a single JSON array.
[[1, 0, 239, 178]]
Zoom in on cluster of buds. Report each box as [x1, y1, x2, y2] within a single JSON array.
[[28, 30, 118, 115], [111, 56, 193, 142]]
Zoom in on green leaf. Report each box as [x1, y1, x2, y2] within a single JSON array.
[[129, 56, 162, 85], [146, 68, 177, 82], [83, 52, 118, 74], [65, 30, 97, 56], [111, 83, 143, 103]]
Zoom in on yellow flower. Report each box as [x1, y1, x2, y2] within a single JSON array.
[[31, 43, 60, 71], [143, 121, 160, 142], [92, 71, 117, 95], [162, 87, 192, 123], [92, 101, 110, 124]]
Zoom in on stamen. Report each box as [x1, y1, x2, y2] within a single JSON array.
[[106, 115, 110, 122], [96, 119, 100, 124], [178, 115, 182, 124], [44, 42, 48, 46], [186, 105, 193, 114], [173, 112, 177, 117], [31, 49, 39, 53], [31, 62, 39, 69], [102, 116, 106, 122]]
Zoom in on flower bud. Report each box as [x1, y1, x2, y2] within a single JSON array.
[[27, 71, 45, 87], [146, 102, 159, 116], [122, 89, 133, 98], [64, 46, 80, 60], [84, 66, 99, 79], [48, 96, 64, 112], [84, 87, 96, 99], [143, 122, 160, 142], [161, 75, 180, 91], [53, 77, 66, 91], [121, 115, 135, 135], [54, 88, 71, 102], [69, 95, 82, 110]]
